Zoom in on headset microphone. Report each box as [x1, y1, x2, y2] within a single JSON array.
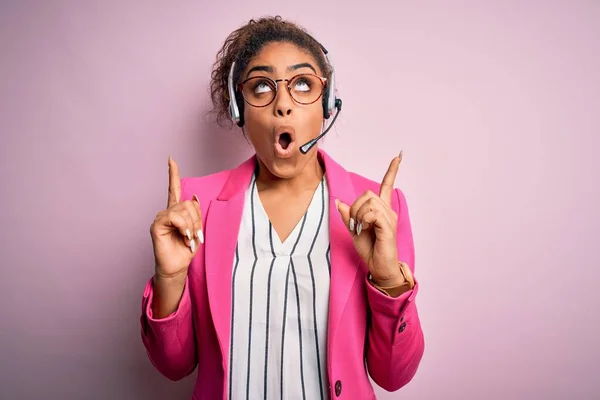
[[299, 98, 342, 154]]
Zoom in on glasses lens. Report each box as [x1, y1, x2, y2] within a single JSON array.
[[241, 77, 276, 107], [289, 74, 324, 104]]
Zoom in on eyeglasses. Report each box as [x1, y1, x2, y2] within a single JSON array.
[[237, 74, 327, 108]]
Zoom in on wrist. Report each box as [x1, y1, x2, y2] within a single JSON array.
[[154, 266, 188, 284], [370, 273, 405, 288], [368, 276, 411, 298], [370, 260, 405, 286], [153, 270, 187, 293], [369, 261, 414, 298], [152, 273, 186, 319]]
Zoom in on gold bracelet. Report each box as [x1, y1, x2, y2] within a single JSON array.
[[369, 261, 414, 297]]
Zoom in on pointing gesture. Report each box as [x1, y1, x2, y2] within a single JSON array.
[[336, 151, 413, 292], [150, 156, 204, 280], [167, 155, 182, 208], [378, 151, 401, 207]]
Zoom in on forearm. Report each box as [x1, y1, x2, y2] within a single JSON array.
[[151, 273, 186, 319]]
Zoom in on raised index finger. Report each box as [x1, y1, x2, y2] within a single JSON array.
[[167, 155, 181, 208], [379, 151, 403, 205]]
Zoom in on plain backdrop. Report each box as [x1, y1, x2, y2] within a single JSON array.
[[1, 1, 599, 399]]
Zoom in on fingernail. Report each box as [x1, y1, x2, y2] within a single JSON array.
[[357, 222, 362, 235], [190, 239, 196, 253], [398, 149, 403, 159], [349, 218, 355, 231], [193, 194, 200, 204], [186, 229, 192, 241], [197, 229, 204, 244]]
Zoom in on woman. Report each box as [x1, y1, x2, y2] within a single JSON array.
[[140, 16, 424, 400]]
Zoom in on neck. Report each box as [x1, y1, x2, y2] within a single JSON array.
[[255, 150, 324, 194]]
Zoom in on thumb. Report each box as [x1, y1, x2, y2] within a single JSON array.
[[335, 199, 351, 228]]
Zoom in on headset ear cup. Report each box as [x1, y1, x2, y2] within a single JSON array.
[[236, 92, 245, 127], [322, 86, 331, 119]]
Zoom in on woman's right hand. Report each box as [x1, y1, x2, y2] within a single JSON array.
[[150, 156, 203, 280]]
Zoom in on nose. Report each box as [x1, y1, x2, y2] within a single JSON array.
[[276, 106, 292, 117], [273, 82, 293, 117]]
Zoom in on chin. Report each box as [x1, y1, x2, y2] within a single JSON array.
[[264, 155, 301, 178]]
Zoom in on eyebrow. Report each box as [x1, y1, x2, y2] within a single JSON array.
[[246, 65, 274, 76], [246, 62, 317, 78], [288, 63, 317, 73]]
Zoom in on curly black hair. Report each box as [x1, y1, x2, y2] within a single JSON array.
[[209, 16, 331, 127]]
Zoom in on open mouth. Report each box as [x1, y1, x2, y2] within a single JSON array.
[[278, 132, 292, 150], [273, 126, 296, 158]]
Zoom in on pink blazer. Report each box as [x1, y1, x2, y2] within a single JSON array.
[[140, 149, 424, 399]]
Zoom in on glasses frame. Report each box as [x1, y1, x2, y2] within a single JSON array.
[[237, 73, 328, 108]]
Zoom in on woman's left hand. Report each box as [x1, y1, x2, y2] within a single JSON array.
[[336, 152, 408, 288]]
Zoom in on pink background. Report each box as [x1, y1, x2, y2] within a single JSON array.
[[1, 1, 599, 399]]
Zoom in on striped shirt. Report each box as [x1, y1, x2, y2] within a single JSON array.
[[227, 172, 331, 400]]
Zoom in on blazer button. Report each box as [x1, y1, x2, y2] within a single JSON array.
[[335, 380, 342, 396], [398, 322, 407, 333]]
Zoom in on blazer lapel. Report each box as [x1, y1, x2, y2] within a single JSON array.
[[204, 155, 256, 374], [319, 150, 364, 357]]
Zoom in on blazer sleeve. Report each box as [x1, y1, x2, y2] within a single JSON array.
[[140, 276, 197, 381], [365, 188, 425, 391]]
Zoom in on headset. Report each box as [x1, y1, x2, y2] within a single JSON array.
[[227, 40, 343, 154]]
